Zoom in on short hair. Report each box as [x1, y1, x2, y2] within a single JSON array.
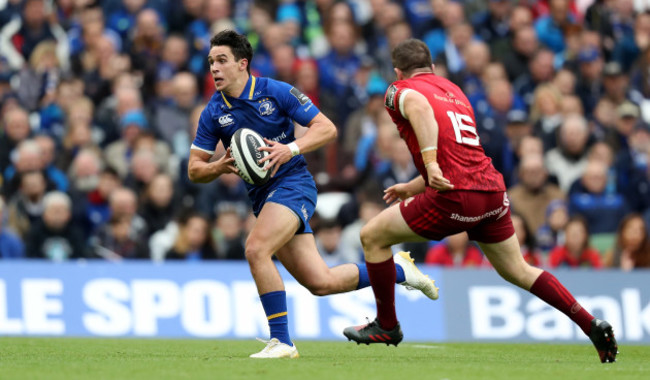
[[391, 39, 433, 74], [210, 30, 253, 74], [43, 191, 72, 211]]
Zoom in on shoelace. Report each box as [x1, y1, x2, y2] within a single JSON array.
[[254, 337, 279, 352]]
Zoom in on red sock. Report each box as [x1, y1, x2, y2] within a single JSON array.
[[366, 257, 398, 330], [529, 271, 594, 335]]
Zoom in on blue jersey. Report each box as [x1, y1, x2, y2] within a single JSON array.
[[191, 75, 320, 199]]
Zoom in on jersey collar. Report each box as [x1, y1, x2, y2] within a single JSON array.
[[220, 75, 257, 108]]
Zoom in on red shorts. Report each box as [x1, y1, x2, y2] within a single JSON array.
[[400, 189, 515, 243]]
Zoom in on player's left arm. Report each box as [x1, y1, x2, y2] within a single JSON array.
[[260, 112, 337, 177], [400, 90, 454, 191]]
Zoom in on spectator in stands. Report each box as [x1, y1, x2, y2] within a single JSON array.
[[212, 207, 246, 260], [25, 191, 87, 260], [3, 139, 66, 199], [502, 110, 533, 187], [128, 8, 165, 99], [548, 215, 602, 268], [58, 97, 103, 169], [165, 211, 216, 261], [545, 114, 590, 191], [16, 40, 62, 113], [601, 61, 637, 109], [0, 196, 24, 259], [604, 213, 650, 270], [552, 68, 577, 97], [471, 0, 512, 59], [315, 218, 354, 267], [536, 199, 569, 252], [568, 160, 629, 234], [509, 4, 533, 32], [195, 172, 250, 222], [457, 40, 491, 97], [620, 123, 650, 213], [0, 107, 31, 174], [139, 173, 177, 239], [423, 0, 465, 63], [503, 26, 539, 82], [5, 170, 48, 239], [575, 47, 605, 116], [339, 183, 385, 263], [0, 0, 69, 71], [509, 154, 565, 233], [376, 139, 419, 192], [318, 20, 362, 127], [67, 148, 104, 234], [534, 0, 575, 54], [607, 101, 641, 153], [106, 186, 147, 243], [512, 212, 543, 267], [293, 58, 320, 108], [425, 232, 485, 267], [34, 134, 68, 190], [270, 44, 297, 85], [91, 214, 148, 260], [152, 71, 197, 147], [530, 83, 564, 151], [106, 0, 147, 46], [513, 48, 555, 108], [124, 143, 162, 197]]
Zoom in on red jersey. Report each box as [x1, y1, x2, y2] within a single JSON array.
[[384, 73, 505, 192]]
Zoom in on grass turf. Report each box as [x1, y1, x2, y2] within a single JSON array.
[[0, 338, 648, 380]]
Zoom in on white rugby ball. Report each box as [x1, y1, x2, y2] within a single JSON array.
[[230, 128, 271, 185]]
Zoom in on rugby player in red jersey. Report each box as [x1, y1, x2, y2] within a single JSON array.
[[343, 39, 617, 363]]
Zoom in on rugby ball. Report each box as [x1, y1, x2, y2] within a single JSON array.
[[230, 128, 271, 185]]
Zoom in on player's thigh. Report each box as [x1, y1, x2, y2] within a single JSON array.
[[476, 234, 542, 289], [246, 201, 300, 256], [362, 204, 428, 248]]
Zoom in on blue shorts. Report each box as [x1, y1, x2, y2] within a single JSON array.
[[250, 169, 317, 234]]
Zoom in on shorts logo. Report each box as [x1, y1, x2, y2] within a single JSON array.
[[290, 87, 310, 105], [258, 98, 276, 116], [503, 193, 510, 207], [301, 204, 308, 221], [219, 114, 234, 127], [385, 85, 397, 111], [403, 197, 414, 207], [267, 190, 277, 200]]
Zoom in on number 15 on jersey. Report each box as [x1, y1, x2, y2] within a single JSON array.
[[447, 111, 480, 146]]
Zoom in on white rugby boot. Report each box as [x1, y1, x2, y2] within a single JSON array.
[[249, 338, 299, 359], [394, 251, 439, 300]]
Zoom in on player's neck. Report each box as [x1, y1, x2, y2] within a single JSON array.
[[223, 73, 251, 98]]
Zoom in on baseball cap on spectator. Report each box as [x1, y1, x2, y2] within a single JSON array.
[[617, 101, 640, 119], [507, 109, 528, 124], [603, 62, 623, 77], [577, 48, 600, 63], [121, 110, 148, 129], [366, 73, 388, 97]]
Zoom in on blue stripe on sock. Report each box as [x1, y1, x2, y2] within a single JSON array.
[[260, 290, 292, 346]]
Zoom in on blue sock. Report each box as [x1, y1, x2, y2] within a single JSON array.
[[356, 262, 405, 289], [259, 290, 292, 346]]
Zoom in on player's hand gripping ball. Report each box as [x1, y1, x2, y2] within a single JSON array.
[[230, 128, 271, 185]]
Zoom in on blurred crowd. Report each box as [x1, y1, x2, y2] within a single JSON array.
[[0, 0, 649, 270]]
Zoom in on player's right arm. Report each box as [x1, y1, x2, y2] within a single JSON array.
[[400, 89, 454, 191], [188, 107, 238, 183], [187, 148, 237, 183]]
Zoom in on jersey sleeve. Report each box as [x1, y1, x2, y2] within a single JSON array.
[[273, 80, 320, 126], [384, 83, 413, 119], [191, 107, 219, 154]]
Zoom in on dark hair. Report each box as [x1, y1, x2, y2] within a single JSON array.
[[613, 213, 650, 268], [391, 39, 433, 74], [210, 30, 253, 74], [566, 215, 591, 251]]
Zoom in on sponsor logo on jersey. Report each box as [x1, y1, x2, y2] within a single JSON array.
[[219, 114, 234, 127], [385, 85, 397, 110], [290, 87, 310, 105], [258, 99, 276, 116]]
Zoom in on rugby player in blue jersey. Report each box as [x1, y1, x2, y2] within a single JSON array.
[[188, 30, 439, 358]]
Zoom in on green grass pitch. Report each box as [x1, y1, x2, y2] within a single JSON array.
[[1, 338, 648, 380]]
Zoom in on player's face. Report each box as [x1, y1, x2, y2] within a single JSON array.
[[207, 45, 247, 92]]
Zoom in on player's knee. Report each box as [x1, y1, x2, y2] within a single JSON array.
[[360, 223, 381, 251], [244, 239, 270, 264]]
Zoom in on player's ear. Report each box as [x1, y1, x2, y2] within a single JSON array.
[[239, 58, 248, 72], [394, 68, 402, 80], [431, 64, 436, 72]]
